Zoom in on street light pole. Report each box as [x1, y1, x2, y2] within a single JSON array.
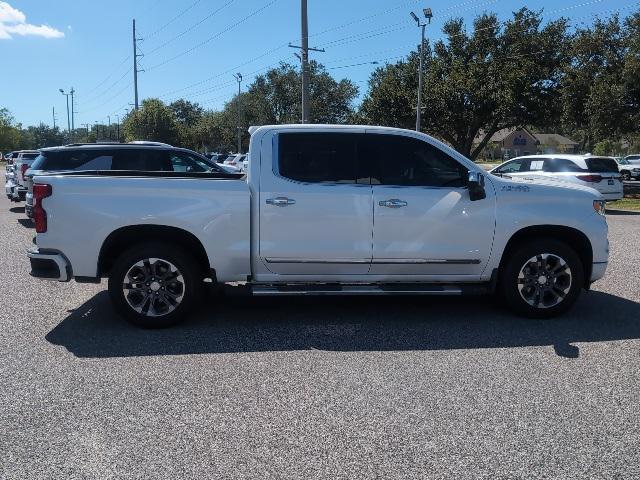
[[107, 115, 111, 140], [60, 89, 71, 141], [411, 8, 432, 132], [70, 88, 75, 135], [233, 73, 242, 153]]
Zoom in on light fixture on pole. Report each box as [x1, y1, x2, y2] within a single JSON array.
[[411, 7, 432, 132]]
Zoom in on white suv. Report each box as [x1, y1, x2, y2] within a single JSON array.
[[491, 154, 623, 201]]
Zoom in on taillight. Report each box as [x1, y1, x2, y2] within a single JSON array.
[[33, 183, 52, 233], [20, 163, 29, 178], [575, 174, 603, 183]]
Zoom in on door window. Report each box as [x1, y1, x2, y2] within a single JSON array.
[[169, 151, 218, 172], [112, 149, 172, 171], [361, 134, 467, 187], [278, 132, 358, 184]]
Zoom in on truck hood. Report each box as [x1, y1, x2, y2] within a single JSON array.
[[493, 173, 601, 197]]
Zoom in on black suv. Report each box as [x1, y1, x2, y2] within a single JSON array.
[[25, 142, 230, 217]]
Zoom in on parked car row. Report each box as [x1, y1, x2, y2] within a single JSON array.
[[204, 152, 248, 172], [25, 125, 610, 328], [5, 150, 39, 202]]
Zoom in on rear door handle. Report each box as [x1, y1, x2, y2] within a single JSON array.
[[266, 197, 296, 207], [379, 199, 408, 208]]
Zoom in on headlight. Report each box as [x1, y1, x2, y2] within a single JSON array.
[[593, 199, 606, 216]]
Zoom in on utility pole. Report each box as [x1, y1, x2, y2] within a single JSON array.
[[411, 8, 432, 132], [115, 114, 120, 142], [94, 122, 99, 141], [300, 0, 309, 123], [233, 73, 242, 153], [289, 0, 324, 123], [107, 115, 111, 140], [133, 19, 143, 110]]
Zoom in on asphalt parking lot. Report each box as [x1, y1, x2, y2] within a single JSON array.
[[1, 195, 639, 479]]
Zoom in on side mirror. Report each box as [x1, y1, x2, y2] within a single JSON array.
[[468, 171, 486, 201]]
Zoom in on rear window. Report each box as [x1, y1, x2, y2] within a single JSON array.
[[31, 150, 114, 171], [585, 157, 619, 172], [20, 153, 39, 160]]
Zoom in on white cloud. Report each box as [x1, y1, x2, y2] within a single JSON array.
[[0, 2, 64, 40]]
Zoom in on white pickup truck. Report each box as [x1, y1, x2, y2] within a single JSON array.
[[28, 125, 609, 328]]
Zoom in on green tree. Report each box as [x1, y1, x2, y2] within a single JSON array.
[[242, 61, 358, 125], [561, 15, 630, 151], [0, 108, 22, 152], [361, 8, 569, 159], [122, 98, 181, 145], [169, 99, 204, 148], [21, 123, 66, 148]]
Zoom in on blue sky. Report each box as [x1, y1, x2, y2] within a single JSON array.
[[1, 0, 637, 127]]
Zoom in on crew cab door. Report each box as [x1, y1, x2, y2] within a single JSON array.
[[362, 131, 495, 277], [258, 129, 373, 275]]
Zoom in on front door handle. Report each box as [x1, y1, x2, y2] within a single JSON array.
[[379, 199, 408, 208], [266, 197, 296, 207]]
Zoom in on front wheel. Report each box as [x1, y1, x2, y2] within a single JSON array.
[[500, 239, 584, 318], [108, 242, 202, 328], [621, 171, 631, 181]]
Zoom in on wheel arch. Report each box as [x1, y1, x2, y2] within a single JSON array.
[[499, 225, 593, 287], [98, 225, 212, 279]]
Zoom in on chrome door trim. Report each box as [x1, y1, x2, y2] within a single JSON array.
[[372, 259, 481, 265], [264, 257, 371, 264]]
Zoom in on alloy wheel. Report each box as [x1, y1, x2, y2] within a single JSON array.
[[517, 253, 572, 309], [123, 257, 185, 317]]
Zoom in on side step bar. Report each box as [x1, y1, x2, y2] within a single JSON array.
[[251, 283, 490, 297]]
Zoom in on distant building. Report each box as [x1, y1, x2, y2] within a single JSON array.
[[475, 128, 579, 159]]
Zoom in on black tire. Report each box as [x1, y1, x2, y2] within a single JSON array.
[[621, 171, 631, 181], [108, 242, 203, 328], [499, 238, 584, 319]]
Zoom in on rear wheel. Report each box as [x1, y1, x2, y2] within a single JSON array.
[[500, 239, 584, 318], [621, 171, 631, 181], [108, 242, 202, 328]]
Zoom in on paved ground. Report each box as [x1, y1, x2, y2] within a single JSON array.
[[1, 194, 639, 479]]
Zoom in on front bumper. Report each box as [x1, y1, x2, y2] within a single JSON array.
[[590, 262, 608, 282], [27, 248, 71, 282]]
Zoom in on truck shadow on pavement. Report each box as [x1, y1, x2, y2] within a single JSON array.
[[46, 289, 640, 359]]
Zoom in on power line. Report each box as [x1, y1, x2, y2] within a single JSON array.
[[145, 0, 204, 39], [83, 55, 131, 96], [146, 0, 282, 71], [145, 0, 237, 56]]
